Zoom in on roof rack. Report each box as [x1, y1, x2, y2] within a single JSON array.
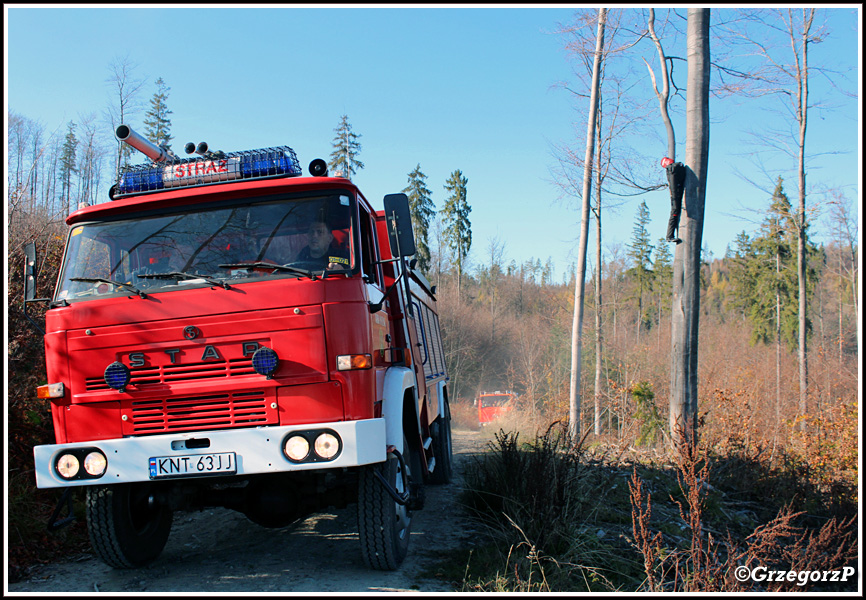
[[110, 125, 302, 199]]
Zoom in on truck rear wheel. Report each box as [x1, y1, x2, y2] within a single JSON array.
[[86, 483, 173, 568], [429, 399, 454, 484], [357, 438, 413, 570]]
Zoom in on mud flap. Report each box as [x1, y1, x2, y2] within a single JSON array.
[[372, 448, 425, 510], [47, 487, 76, 532]]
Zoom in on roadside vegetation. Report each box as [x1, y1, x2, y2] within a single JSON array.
[[442, 404, 857, 592], [8, 212, 92, 583]]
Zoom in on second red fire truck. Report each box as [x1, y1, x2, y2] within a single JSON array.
[[24, 125, 452, 571], [475, 391, 516, 426]]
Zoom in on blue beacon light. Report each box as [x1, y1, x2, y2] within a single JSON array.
[[251, 347, 279, 379], [104, 361, 132, 392]]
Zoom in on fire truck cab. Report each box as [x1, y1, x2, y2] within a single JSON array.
[[475, 390, 516, 426], [24, 126, 452, 571]]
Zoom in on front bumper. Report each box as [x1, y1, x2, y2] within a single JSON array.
[[33, 418, 386, 489]]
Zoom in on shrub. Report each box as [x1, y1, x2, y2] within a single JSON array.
[[631, 381, 664, 447]]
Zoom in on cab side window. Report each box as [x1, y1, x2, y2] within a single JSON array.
[[358, 205, 381, 287]]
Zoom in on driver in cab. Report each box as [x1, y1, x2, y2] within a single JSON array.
[[297, 219, 349, 271]]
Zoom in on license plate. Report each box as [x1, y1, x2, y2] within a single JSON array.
[[149, 452, 236, 479]]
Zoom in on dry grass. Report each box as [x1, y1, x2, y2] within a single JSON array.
[[454, 417, 859, 593], [628, 433, 858, 592]]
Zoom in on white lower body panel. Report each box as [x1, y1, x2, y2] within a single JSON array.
[[33, 418, 386, 489]]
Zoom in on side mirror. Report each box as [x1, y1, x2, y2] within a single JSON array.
[[24, 242, 38, 301], [383, 193, 416, 258], [23, 242, 49, 336]]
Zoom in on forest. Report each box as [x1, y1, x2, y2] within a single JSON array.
[[6, 7, 860, 591]]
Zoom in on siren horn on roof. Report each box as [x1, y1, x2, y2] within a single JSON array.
[[116, 125, 175, 162]]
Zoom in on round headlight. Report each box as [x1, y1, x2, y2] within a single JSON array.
[[284, 435, 310, 462], [56, 453, 80, 479], [251, 347, 279, 378], [83, 451, 107, 477], [104, 361, 131, 391], [314, 432, 341, 460]]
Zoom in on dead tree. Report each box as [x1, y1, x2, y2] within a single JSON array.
[[669, 8, 710, 448], [568, 7, 607, 443]]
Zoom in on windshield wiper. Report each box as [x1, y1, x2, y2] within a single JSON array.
[[138, 271, 232, 290], [218, 262, 316, 280], [70, 277, 148, 299]]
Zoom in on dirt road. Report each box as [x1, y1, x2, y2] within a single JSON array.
[[7, 429, 489, 594]]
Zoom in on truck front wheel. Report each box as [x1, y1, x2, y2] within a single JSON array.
[[357, 439, 413, 570], [86, 483, 173, 568]]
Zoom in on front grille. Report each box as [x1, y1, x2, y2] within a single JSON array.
[[124, 390, 275, 434], [86, 358, 256, 392]]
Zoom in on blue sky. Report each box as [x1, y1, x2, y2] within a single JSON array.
[[5, 5, 861, 283]]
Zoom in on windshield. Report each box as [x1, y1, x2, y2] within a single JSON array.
[[480, 395, 512, 408], [56, 193, 354, 303]]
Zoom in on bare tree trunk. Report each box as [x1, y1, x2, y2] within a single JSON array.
[[795, 9, 814, 432], [818, 281, 828, 417], [851, 244, 859, 325], [670, 8, 710, 449], [569, 7, 606, 443], [594, 119, 604, 437], [775, 252, 782, 453], [612, 282, 617, 343], [838, 291, 843, 369]]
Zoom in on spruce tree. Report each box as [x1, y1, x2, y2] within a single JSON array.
[[729, 178, 814, 351], [403, 164, 435, 273], [59, 121, 78, 214], [728, 179, 816, 437], [728, 231, 756, 312], [328, 115, 364, 179], [751, 178, 799, 348], [440, 170, 471, 298], [653, 238, 673, 313], [626, 200, 655, 338], [143, 77, 173, 152]]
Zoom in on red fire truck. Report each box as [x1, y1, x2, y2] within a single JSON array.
[[475, 391, 515, 426], [23, 125, 453, 571]]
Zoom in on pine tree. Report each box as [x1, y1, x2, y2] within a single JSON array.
[[728, 230, 756, 318], [727, 179, 817, 441], [328, 115, 364, 179], [653, 238, 673, 327], [626, 200, 655, 339], [653, 238, 673, 299], [752, 178, 799, 348], [728, 179, 814, 351], [143, 77, 173, 152], [403, 164, 435, 273], [440, 169, 471, 299], [59, 121, 78, 214]]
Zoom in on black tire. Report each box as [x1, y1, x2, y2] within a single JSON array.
[[429, 399, 454, 484], [357, 437, 413, 570], [86, 483, 173, 568]]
